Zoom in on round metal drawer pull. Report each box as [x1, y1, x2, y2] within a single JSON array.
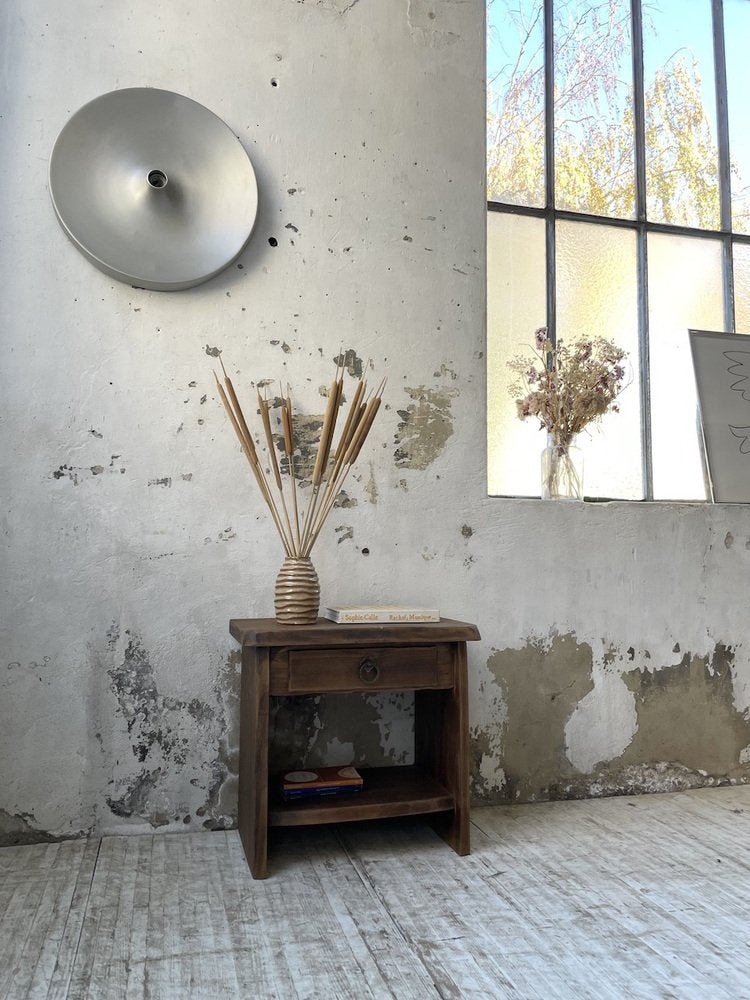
[[358, 657, 380, 683]]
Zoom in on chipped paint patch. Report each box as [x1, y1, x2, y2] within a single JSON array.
[[470, 727, 506, 801], [270, 403, 323, 482], [52, 459, 126, 484], [334, 348, 363, 378], [365, 463, 378, 503], [565, 663, 638, 772], [616, 645, 750, 777], [333, 490, 358, 509], [335, 525, 354, 543], [394, 385, 457, 469], [474, 637, 750, 805], [484, 634, 595, 801]]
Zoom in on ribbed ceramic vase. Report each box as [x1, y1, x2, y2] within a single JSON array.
[[274, 556, 320, 625]]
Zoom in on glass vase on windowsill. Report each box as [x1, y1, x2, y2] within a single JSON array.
[[541, 433, 584, 501], [507, 328, 628, 502]]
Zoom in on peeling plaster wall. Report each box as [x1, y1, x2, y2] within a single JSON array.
[[1, 0, 749, 844]]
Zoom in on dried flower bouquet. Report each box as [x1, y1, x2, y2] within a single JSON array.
[[507, 328, 627, 448], [507, 329, 628, 500]]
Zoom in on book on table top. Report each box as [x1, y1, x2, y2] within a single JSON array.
[[322, 605, 440, 624]]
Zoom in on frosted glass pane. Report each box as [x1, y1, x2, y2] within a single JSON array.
[[648, 233, 723, 500], [643, 0, 720, 229], [553, 0, 635, 219], [487, 0, 545, 207], [725, 0, 750, 234], [556, 221, 642, 499], [733, 242, 750, 333], [487, 212, 546, 495]]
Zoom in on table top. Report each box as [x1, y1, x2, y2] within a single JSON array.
[[229, 617, 481, 647]]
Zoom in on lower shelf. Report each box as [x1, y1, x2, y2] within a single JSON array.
[[268, 765, 454, 827]]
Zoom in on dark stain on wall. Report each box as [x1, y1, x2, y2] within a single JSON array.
[[201, 650, 242, 830], [108, 631, 186, 765], [393, 386, 457, 469], [106, 768, 166, 823], [268, 692, 412, 774], [106, 629, 239, 830], [0, 809, 72, 847]]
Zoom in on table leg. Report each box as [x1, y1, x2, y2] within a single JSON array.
[[414, 642, 470, 856], [238, 645, 270, 878]]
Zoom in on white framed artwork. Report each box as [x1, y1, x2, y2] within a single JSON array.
[[689, 329, 750, 502]]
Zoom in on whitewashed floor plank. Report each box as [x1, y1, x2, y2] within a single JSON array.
[[4, 786, 750, 999], [0, 839, 97, 1000], [471, 786, 750, 1000]]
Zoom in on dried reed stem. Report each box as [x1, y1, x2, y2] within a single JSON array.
[[258, 391, 297, 553], [214, 373, 293, 556], [300, 374, 343, 554], [281, 393, 302, 551], [303, 390, 383, 555]]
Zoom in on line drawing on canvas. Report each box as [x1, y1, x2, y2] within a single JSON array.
[[724, 350, 750, 400]]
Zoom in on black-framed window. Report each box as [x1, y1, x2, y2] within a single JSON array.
[[487, 0, 750, 500]]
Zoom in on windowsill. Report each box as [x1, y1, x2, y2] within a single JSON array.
[[487, 495, 749, 506]]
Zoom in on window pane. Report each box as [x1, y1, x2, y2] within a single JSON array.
[[733, 242, 750, 332], [556, 221, 642, 498], [724, 0, 750, 234], [487, 211, 546, 495], [487, 0, 545, 207], [648, 233, 724, 500], [553, 0, 635, 219], [643, 0, 719, 229]]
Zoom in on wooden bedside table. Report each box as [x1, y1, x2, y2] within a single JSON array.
[[229, 617, 481, 878]]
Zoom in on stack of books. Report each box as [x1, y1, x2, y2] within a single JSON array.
[[281, 765, 364, 802], [323, 605, 440, 624]]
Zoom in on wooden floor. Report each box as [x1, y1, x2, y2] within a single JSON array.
[[2, 785, 750, 1000]]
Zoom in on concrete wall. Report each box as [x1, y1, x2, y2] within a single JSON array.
[[2, 0, 749, 845]]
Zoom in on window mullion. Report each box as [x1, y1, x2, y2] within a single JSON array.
[[544, 0, 556, 348], [631, 0, 652, 500], [712, 0, 735, 332]]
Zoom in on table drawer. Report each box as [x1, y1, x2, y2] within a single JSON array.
[[271, 645, 451, 694]]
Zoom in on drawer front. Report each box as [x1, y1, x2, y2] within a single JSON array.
[[278, 645, 450, 694]]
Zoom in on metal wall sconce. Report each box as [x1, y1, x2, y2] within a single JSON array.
[[49, 88, 258, 291]]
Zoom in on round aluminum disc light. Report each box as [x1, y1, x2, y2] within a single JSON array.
[[48, 88, 258, 291]]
